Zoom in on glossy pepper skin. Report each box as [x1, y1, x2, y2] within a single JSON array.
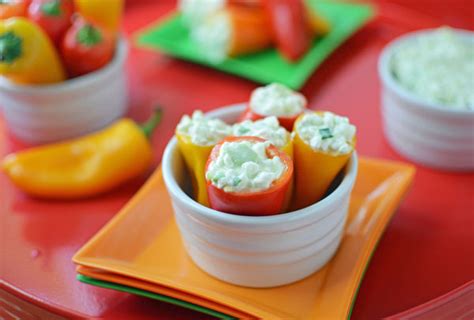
[[239, 104, 305, 132], [0, 17, 66, 84], [2, 109, 162, 199], [0, 0, 29, 19], [176, 133, 214, 207], [263, 0, 311, 61], [226, 5, 272, 57], [291, 112, 355, 210], [74, 0, 123, 33], [263, 0, 330, 62], [28, 0, 74, 46], [61, 17, 115, 77], [206, 136, 293, 216]]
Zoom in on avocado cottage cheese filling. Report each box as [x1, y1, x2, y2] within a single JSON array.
[[176, 111, 231, 146], [390, 27, 474, 110], [296, 112, 356, 154], [232, 117, 289, 148], [250, 83, 307, 116], [192, 10, 231, 63], [206, 140, 285, 193]]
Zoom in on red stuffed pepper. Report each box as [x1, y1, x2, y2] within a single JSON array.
[[240, 83, 307, 131], [206, 136, 293, 216]]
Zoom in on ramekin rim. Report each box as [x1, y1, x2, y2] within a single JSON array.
[[378, 28, 474, 117]]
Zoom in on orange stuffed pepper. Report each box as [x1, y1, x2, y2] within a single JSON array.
[[191, 4, 272, 62], [292, 111, 356, 210]]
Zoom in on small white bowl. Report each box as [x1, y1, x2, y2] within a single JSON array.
[[378, 29, 474, 171], [162, 104, 358, 288], [0, 38, 129, 144]]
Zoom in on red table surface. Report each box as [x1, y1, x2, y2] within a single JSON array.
[[1, 1, 473, 319]]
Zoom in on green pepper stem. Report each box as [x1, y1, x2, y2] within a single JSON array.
[[41, 0, 62, 16], [0, 31, 22, 64], [140, 107, 163, 139], [76, 24, 103, 47]]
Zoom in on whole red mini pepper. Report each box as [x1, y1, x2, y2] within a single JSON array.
[[28, 0, 74, 45], [61, 16, 115, 77], [206, 136, 293, 216], [263, 0, 312, 62]]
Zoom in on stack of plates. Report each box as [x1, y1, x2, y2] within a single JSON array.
[[73, 158, 415, 319]]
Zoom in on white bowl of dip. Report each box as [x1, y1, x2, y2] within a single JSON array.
[[378, 28, 474, 171], [0, 38, 128, 144], [162, 104, 358, 288]]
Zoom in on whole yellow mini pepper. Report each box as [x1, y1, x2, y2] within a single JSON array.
[[176, 133, 213, 207], [0, 17, 66, 84], [292, 112, 355, 210], [74, 0, 124, 33], [2, 109, 162, 199]]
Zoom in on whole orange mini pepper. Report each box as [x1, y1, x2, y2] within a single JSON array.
[[2, 109, 162, 199]]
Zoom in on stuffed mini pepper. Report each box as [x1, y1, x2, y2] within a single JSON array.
[[205, 136, 293, 215], [240, 83, 307, 131], [191, 4, 272, 62], [176, 111, 232, 207], [232, 116, 293, 158], [292, 111, 356, 210]]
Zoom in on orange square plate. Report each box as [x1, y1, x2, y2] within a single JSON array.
[[73, 157, 415, 319]]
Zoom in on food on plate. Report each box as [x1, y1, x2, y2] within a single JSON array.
[[205, 136, 293, 215], [263, 0, 329, 61], [27, 0, 74, 46], [232, 116, 293, 157], [180, 0, 330, 62], [292, 111, 356, 210], [0, 0, 30, 19], [61, 16, 115, 77], [176, 110, 232, 206], [192, 5, 272, 63], [240, 83, 307, 131], [74, 0, 124, 33], [390, 27, 474, 110], [0, 17, 66, 84], [1, 109, 162, 199]]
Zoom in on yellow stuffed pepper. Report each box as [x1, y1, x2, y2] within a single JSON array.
[[0, 17, 65, 84], [292, 111, 356, 210], [175, 111, 232, 207]]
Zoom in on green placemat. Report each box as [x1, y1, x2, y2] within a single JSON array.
[[77, 274, 235, 320], [135, 1, 374, 89]]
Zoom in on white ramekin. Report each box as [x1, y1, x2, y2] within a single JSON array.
[[0, 38, 129, 144], [162, 104, 358, 288], [378, 29, 474, 171]]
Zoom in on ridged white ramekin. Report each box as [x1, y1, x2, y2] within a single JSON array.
[[0, 38, 129, 144], [162, 104, 358, 288], [379, 29, 474, 171]]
